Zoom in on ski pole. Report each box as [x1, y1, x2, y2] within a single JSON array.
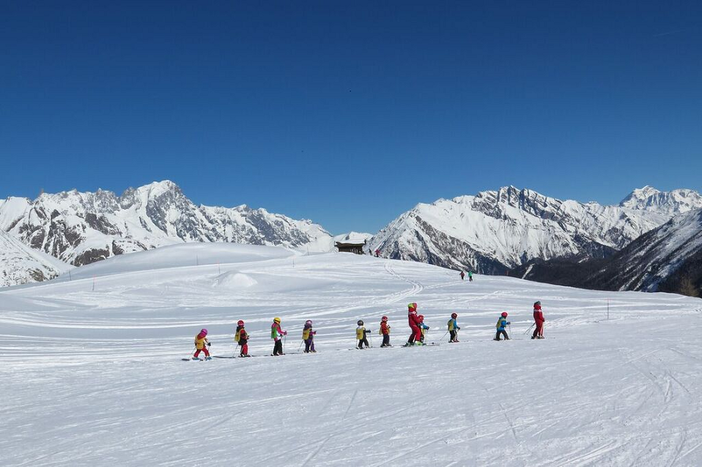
[[524, 323, 535, 335], [441, 330, 448, 341], [508, 324, 512, 338], [298, 340, 304, 351]]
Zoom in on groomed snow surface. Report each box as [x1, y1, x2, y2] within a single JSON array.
[[1, 244, 701, 466]]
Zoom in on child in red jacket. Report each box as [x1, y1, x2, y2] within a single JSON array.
[[532, 301, 545, 339], [379, 316, 391, 347]]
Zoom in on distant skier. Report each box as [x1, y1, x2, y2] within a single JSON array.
[[193, 328, 211, 360], [494, 312, 510, 341], [271, 317, 287, 356], [356, 320, 371, 349], [447, 312, 460, 343], [374, 248, 380, 257], [468, 271, 473, 282], [532, 301, 545, 340], [379, 316, 392, 347], [417, 315, 429, 344], [406, 303, 422, 346], [236, 320, 250, 357], [460, 271, 465, 280], [302, 319, 317, 353]]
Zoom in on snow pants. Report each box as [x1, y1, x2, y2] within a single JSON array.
[[381, 334, 390, 347], [239, 340, 249, 356], [495, 330, 508, 340], [304, 338, 315, 352], [358, 338, 369, 349], [273, 339, 283, 356], [449, 330, 457, 342], [532, 321, 544, 339], [408, 324, 421, 344], [194, 347, 210, 358]]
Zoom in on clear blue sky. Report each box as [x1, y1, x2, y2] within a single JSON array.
[[1, 1, 701, 234]]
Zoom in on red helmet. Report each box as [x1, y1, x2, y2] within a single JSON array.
[[381, 316, 388, 321], [200, 328, 208, 335], [501, 312, 508, 317], [451, 312, 457, 319], [237, 320, 244, 326], [418, 315, 424, 321]]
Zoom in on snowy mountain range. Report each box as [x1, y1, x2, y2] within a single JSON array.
[[0, 181, 333, 269], [369, 186, 702, 276]]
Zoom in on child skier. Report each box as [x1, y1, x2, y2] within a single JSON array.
[[447, 312, 460, 343], [532, 301, 545, 339], [302, 319, 316, 353], [379, 316, 391, 347], [235, 320, 249, 357], [460, 271, 465, 280], [417, 315, 429, 344], [468, 271, 473, 282], [406, 302, 422, 346], [271, 317, 287, 356], [495, 312, 510, 341], [193, 328, 211, 360], [356, 320, 371, 349]]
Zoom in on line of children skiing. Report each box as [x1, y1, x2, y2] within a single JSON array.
[[191, 301, 545, 359]]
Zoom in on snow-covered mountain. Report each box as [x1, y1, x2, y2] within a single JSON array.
[[0, 230, 72, 287], [584, 208, 702, 294], [370, 186, 702, 274], [0, 181, 332, 268]]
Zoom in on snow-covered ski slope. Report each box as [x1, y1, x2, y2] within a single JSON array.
[[1, 243, 701, 466]]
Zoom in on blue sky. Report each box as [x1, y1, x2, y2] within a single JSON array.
[[1, 1, 701, 234]]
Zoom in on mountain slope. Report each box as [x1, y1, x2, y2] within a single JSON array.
[[514, 209, 702, 296], [371, 186, 702, 274], [0, 180, 332, 267], [0, 230, 72, 287], [1, 244, 701, 465]]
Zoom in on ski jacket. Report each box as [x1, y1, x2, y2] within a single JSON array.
[[380, 321, 390, 335], [194, 333, 208, 350], [447, 318, 459, 331], [408, 310, 419, 327], [419, 321, 429, 330], [271, 322, 286, 341], [533, 306, 544, 323], [235, 325, 243, 341], [356, 326, 368, 340], [496, 317, 509, 331], [302, 323, 314, 340], [237, 328, 248, 343]]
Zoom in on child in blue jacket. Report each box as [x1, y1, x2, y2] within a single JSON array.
[[447, 312, 460, 343], [494, 312, 510, 341]]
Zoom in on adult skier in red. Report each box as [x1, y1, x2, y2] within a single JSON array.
[[405, 302, 422, 346], [532, 301, 545, 339]]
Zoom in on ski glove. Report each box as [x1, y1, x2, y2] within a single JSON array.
[[207, 342, 211, 347]]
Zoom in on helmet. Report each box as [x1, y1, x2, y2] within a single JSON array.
[[305, 320, 312, 325], [451, 312, 457, 319], [408, 302, 417, 311], [357, 320, 364, 326], [381, 316, 388, 321], [237, 320, 244, 326], [273, 317, 281, 323], [534, 301, 541, 306], [418, 315, 424, 321], [200, 328, 208, 335], [501, 312, 508, 317]]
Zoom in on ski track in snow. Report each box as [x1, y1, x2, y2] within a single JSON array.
[[0, 245, 701, 466]]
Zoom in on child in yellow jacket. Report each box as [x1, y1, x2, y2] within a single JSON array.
[[193, 328, 211, 360]]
